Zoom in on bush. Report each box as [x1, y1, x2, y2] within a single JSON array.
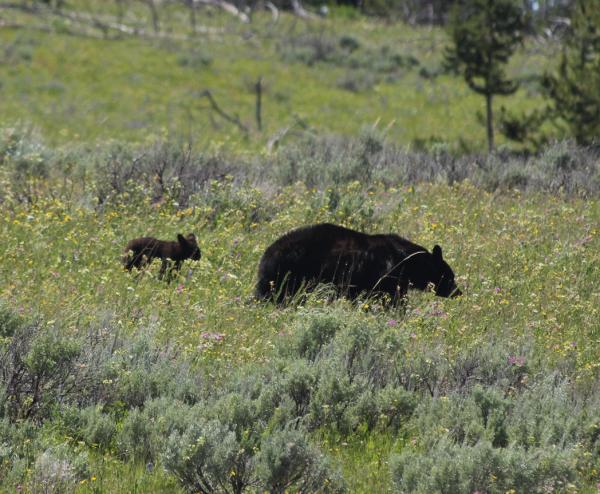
[[117, 408, 155, 462], [161, 416, 254, 493], [0, 418, 35, 486], [391, 439, 576, 494], [31, 444, 89, 494], [255, 428, 346, 493], [0, 302, 23, 340], [60, 405, 116, 451], [0, 126, 50, 204], [161, 410, 345, 494], [391, 375, 600, 493], [1, 321, 80, 421], [336, 70, 376, 92], [286, 310, 342, 361]]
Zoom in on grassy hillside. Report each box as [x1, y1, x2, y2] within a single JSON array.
[[0, 5, 550, 151]]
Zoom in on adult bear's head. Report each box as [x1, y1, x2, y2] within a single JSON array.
[[429, 245, 461, 297], [405, 245, 461, 298]]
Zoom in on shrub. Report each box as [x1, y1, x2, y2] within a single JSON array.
[[0, 302, 23, 340], [31, 444, 89, 494], [1, 321, 80, 422], [391, 375, 600, 493], [255, 428, 346, 493], [59, 405, 116, 451], [116, 408, 155, 462], [277, 32, 338, 66], [161, 416, 254, 494], [336, 70, 376, 92], [285, 310, 342, 361], [391, 439, 576, 494], [0, 126, 50, 204]]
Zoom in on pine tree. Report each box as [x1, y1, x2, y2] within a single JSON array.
[[444, 0, 526, 152], [542, 0, 600, 145]]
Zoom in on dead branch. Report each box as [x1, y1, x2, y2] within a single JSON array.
[[255, 76, 263, 132], [198, 90, 249, 135], [0, 2, 223, 38], [266, 115, 310, 152], [0, 18, 112, 40], [264, 1, 279, 23], [290, 0, 317, 20], [195, 0, 249, 23]]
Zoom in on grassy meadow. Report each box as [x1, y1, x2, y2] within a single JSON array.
[[0, 3, 550, 151], [1, 3, 600, 493]]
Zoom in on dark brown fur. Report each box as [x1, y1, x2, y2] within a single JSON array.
[[256, 223, 461, 304], [123, 233, 201, 279]]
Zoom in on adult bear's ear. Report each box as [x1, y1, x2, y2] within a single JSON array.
[[177, 234, 188, 245], [432, 245, 443, 259]]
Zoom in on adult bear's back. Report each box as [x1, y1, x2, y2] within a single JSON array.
[[255, 223, 425, 302]]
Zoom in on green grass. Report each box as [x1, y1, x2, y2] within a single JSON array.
[[3, 182, 598, 370], [1, 178, 599, 491], [0, 7, 552, 151], [0, 4, 596, 491]]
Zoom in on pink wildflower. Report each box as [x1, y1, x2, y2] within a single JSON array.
[[508, 355, 526, 366], [429, 308, 447, 318], [201, 332, 225, 341]]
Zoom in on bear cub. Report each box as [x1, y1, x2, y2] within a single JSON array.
[[255, 223, 460, 304], [123, 233, 201, 279]]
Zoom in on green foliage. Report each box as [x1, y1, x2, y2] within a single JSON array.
[[391, 376, 600, 492], [445, 0, 527, 150], [162, 417, 246, 493], [1, 320, 80, 422], [0, 301, 23, 339], [542, 0, 600, 145], [59, 405, 116, 451], [32, 443, 90, 493], [391, 438, 576, 494], [117, 408, 155, 463], [255, 428, 346, 493], [445, 0, 526, 96], [161, 408, 344, 493]]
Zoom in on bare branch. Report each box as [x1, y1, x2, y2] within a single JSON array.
[[0, 2, 223, 38], [264, 1, 279, 23], [195, 0, 250, 23], [198, 90, 249, 135], [290, 0, 317, 20]]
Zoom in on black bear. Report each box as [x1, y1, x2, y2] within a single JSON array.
[[255, 223, 460, 303], [123, 233, 201, 279]]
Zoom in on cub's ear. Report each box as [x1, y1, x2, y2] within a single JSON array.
[[177, 234, 188, 245], [187, 233, 196, 241], [432, 245, 443, 259]]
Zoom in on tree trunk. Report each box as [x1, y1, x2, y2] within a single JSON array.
[[116, 0, 125, 23], [255, 76, 263, 132], [146, 0, 160, 33], [188, 0, 197, 33], [486, 92, 494, 152]]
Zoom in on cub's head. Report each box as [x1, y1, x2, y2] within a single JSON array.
[[430, 245, 461, 298], [177, 233, 202, 261]]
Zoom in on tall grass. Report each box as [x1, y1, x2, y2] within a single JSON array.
[[1, 130, 599, 492]]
